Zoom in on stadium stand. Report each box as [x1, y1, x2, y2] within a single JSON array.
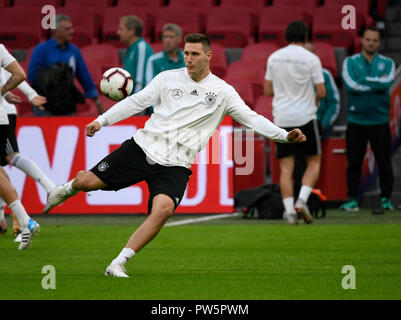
[[150, 42, 165, 54], [101, 7, 152, 48], [0, 7, 43, 49], [225, 78, 255, 107], [325, 0, 374, 28], [64, 0, 113, 7], [210, 42, 228, 78], [254, 95, 273, 122], [153, 7, 203, 43], [240, 43, 279, 65], [56, 8, 97, 47], [258, 6, 307, 46], [13, 0, 61, 7], [18, 47, 35, 75], [81, 44, 121, 72], [219, 0, 266, 35], [312, 4, 360, 50], [313, 42, 338, 77], [224, 61, 266, 98], [116, 0, 163, 9], [64, 0, 111, 38], [206, 7, 253, 48], [270, 0, 319, 10], [168, 0, 216, 17]]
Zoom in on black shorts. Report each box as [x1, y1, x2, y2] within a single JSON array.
[[90, 138, 192, 213], [276, 119, 321, 159], [0, 114, 19, 166]]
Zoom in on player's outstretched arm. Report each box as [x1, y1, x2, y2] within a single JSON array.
[[86, 121, 102, 137], [287, 128, 306, 143]]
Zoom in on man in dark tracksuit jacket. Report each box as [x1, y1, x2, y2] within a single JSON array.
[[341, 27, 396, 211]]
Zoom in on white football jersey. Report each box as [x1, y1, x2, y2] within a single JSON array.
[[0, 68, 38, 114], [265, 44, 325, 127], [96, 68, 289, 168], [0, 44, 16, 124]]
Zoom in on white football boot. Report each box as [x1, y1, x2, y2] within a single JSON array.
[[43, 184, 77, 214], [105, 264, 129, 278], [18, 219, 40, 250]]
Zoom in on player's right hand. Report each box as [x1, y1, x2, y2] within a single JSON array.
[[85, 121, 102, 137]]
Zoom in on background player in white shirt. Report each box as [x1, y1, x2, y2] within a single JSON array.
[[0, 68, 56, 237], [264, 21, 326, 225], [44, 34, 306, 277], [0, 44, 40, 249]]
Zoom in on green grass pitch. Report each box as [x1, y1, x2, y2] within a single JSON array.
[[1, 210, 400, 300]]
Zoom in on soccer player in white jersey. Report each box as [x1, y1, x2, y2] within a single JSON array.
[[44, 34, 306, 277], [264, 21, 326, 225], [0, 44, 40, 249], [0, 67, 56, 237]]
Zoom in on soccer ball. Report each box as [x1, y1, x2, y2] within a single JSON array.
[[100, 67, 133, 101]]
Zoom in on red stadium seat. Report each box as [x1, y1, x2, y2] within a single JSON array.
[[168, 0, 216, 17], [81, 44, 120, 73], [13, 0, 61, 7], [150, 42, 164, 54], [313, 42, 338, 78], [271, 0, 319, 11], [102, 7, 152, 48], [313, 4, 359, 50], [64, 0, 114, 37], [206, 7, 253, 48], [19, 47, 35, 75], [64, 0, 113, 7], [56, 8, 97, 47], [0, 7, 43, 49], [116, 0, 163, 9], [219, 0, 266, 34], [254, 95, 273, 121], [154, 7, 203, 43], [377, 0, 389, 20], [258, 6, 307, 46], [210, 43, 227, 78], [225, 78, 255, 107], [324, 0, 373, 28], [271, 0, 319, 26], [240, 43, 279, 66], [225, 61, 266, 98], [220, 0, 266, 10]]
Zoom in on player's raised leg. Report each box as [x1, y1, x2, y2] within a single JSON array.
[[6, 153, 56, 195], [105, 194, 175, 278], [43, 170, 108, 213]]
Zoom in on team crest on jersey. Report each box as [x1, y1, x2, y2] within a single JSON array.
[[378, 62, 385, 71], [205, 92, 217, 105], [172, 89, 183, 99], [98, 161, 109, 172]]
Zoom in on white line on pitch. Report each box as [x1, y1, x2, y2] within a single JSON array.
[[165, 212, 241, 227]]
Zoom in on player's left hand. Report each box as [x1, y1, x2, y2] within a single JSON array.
[[287, 128, 306, 143], [31, 95, 47, 110], [4, 92, 22, 104]]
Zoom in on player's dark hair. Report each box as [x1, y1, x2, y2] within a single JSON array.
[[362, 26, 381, 38], [285, 20, 309, 43], [184, 33, 211, 51]]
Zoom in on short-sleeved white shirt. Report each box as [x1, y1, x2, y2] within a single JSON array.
[[0, 44, 16, 124], [96, 68, 289, 168], [265, 44, 324, 127]]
